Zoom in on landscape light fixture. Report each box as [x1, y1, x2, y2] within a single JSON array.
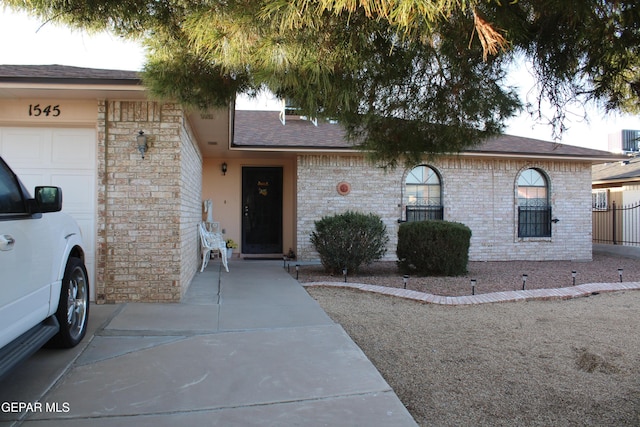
[[618, 268, 623, 282], [471, 279, 477, 295], [403, 275, 409, 289], [522, 274, 528, 291], [572, 270, 577, 286], [296, 264, 300, 280], [136, 131, 148, 159], [343, 268, 348, 283]]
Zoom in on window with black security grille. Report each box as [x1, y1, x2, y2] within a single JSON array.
[[405, 165, 443, 222], [517, 169, 551, 238], [518, 206, 552, 237], [406, 205, 443, 221]]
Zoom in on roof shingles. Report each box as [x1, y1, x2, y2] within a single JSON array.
[[0, 64, 139, 83], [233, 110, 622, 160], [592, 155, 640, 182]]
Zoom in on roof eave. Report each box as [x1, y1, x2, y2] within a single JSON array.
[[230, 145, 623, 163], [0, 76, 143, 86], [0, 81, 145, 90], [229, 144, 361, 154], [458, 151, 625, 163], [592, 176, 640, 186]]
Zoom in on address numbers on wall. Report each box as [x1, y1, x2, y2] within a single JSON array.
[[28, 104, 61, 117]]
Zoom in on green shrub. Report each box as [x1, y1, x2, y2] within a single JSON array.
[[397, 220, 471, 276], [310, 211, 389, 275]]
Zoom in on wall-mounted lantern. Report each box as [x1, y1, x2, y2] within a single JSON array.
[[136, 130, 148, 159], [222, 162, 228, 176]]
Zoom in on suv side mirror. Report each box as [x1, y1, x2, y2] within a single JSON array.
[[33, 186, 63, 213]]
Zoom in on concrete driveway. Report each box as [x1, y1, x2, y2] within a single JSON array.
[[0, 260, 416, 426]]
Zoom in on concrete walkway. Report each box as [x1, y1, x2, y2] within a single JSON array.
[[593, 242, 640, 259], [0, 260, 417, 427]]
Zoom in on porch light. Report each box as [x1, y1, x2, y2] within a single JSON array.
[[572, 270, 577, 286], [221, 162, 228, 175], [136, 131, 148, 159], [522, 274, 528, 290], [402, 275, 409, 289], [470, 279, 476, 295], [618, 268, 623, 282]]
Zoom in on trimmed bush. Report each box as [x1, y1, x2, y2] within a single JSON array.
[[397, 220, 471, 276], [310, 211, 389, 275]]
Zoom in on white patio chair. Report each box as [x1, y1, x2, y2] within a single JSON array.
[[198, 222, 229, 273]]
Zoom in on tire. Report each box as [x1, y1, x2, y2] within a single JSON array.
[[50, 257, 90, 348]]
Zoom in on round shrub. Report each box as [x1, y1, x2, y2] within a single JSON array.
[[397, 220, 471, 276], [310, 211, 389, 275]]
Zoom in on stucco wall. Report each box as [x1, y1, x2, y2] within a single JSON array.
[[297, 154, 593, 262], [202, 156, 297, 257], [96, 100, 201, 303]]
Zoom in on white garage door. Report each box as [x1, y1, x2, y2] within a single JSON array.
[[0, 127, 96, 299]]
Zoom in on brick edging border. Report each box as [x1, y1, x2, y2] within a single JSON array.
[[303, 281, 640, 305]]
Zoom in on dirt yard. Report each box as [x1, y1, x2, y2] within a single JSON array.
[[301, 254, 640, 426]]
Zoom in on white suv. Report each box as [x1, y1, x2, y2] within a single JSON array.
[[0, 156, 89, 378]]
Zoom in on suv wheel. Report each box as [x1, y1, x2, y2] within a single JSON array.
[[50, 257, 90, 348]]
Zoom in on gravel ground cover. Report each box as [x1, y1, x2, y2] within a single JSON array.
[[296, 253, 640, 426], [294, 253, 640, 296]]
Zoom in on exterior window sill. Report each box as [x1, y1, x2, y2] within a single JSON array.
[[517, 237, 552, 243]]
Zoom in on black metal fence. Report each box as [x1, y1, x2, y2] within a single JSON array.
[[593, 201, 640, 246]]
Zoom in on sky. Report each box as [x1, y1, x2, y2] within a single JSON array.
[[2, 8, 640, 151]]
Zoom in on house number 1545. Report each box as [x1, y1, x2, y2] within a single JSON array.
[[28, 104, 61, 117]]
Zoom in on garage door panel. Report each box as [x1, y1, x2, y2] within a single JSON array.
[[51, 172, 95, 213], [52, 130, 95, 168], [9, 171, 49, 192], [1, 127, 97, 300], [0, 129, 49, 166]]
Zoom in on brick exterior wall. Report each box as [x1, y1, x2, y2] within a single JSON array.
[[178, 119, 203, 295], [297, 154, 593, 262], [96, 100, 202, 303]]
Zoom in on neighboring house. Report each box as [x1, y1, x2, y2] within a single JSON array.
[[592, 155, 640, 245], [0, 64, 622, 303]]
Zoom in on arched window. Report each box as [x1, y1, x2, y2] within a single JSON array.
[[405, 165, 443, 221], [517, 168, 551, 237]]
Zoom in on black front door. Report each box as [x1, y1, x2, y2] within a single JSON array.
[[242, 167, 283, 254]]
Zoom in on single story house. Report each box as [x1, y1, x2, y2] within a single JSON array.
[[592, 154, 640, 245], [0, 65, 622, 303], [592, 154, 640, 206]]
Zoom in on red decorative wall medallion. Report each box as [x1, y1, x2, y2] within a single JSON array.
[[336, 181, 351, 196]]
